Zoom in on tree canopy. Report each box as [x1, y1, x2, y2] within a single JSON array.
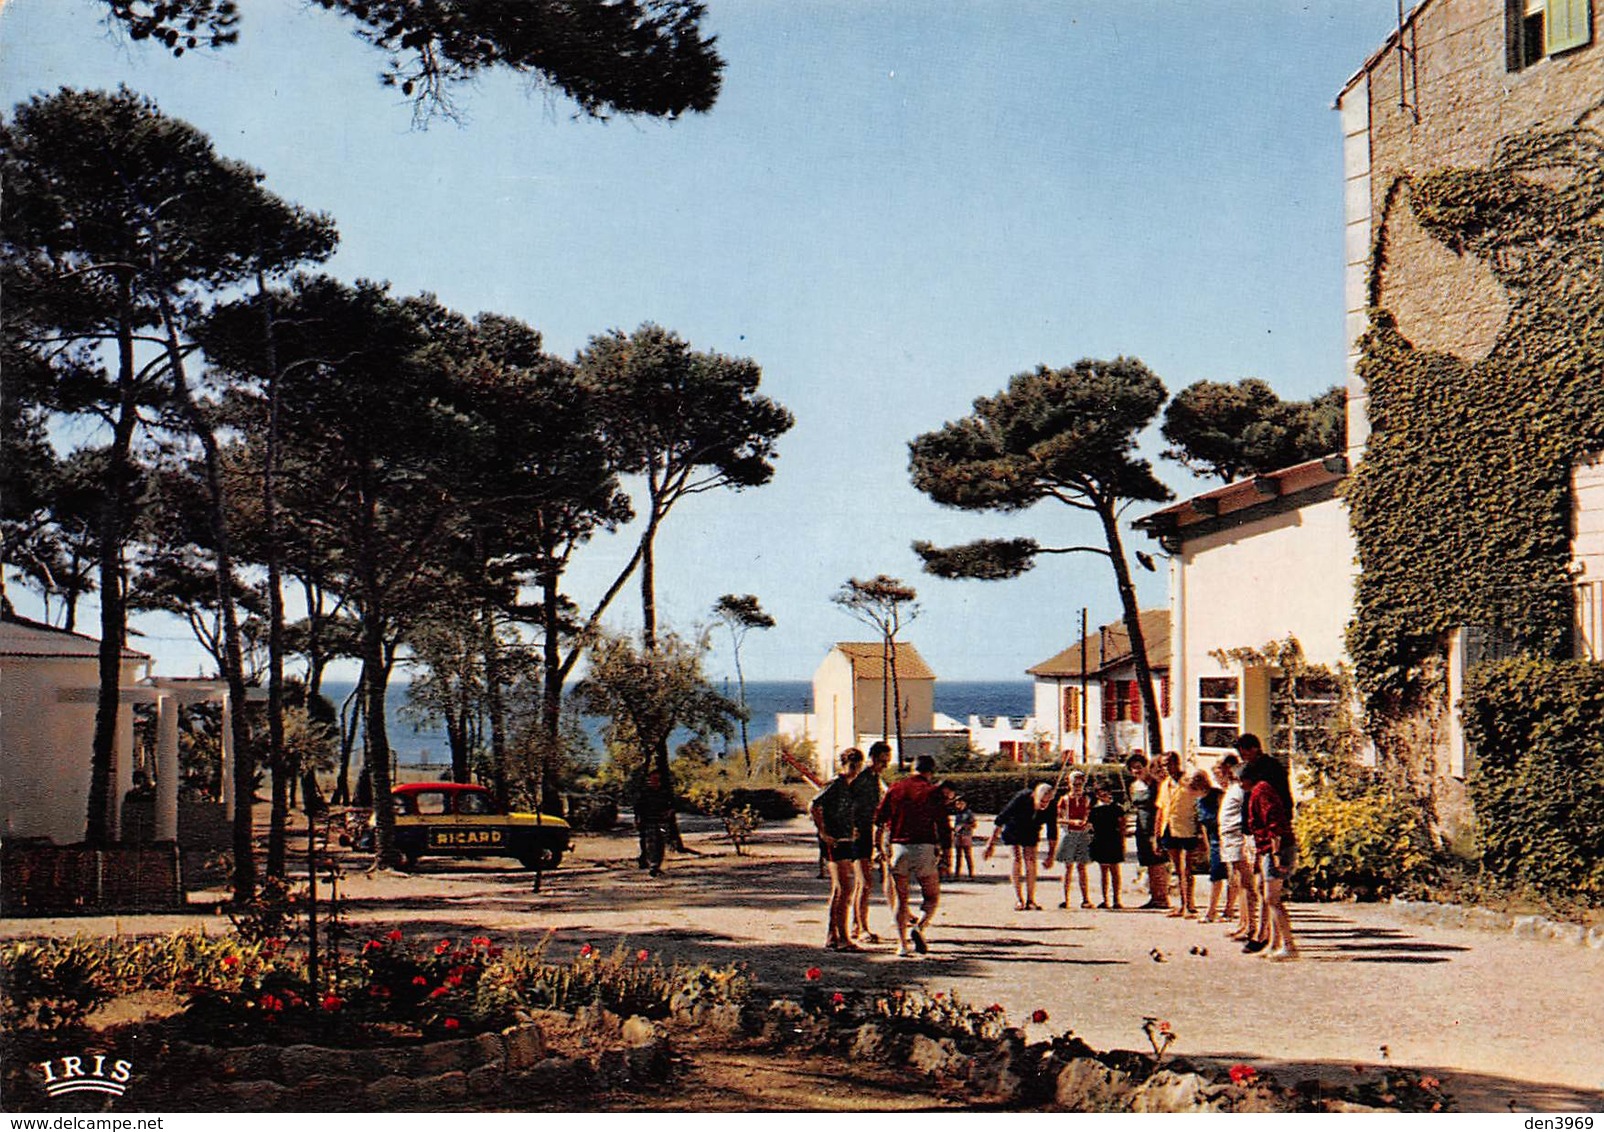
[[909, 358, 1172, 754], [1161, 378, 1346, 483], [97, 0, 724, 124]]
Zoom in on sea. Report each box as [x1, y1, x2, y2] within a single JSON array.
[[322, 679, 1035, 768]]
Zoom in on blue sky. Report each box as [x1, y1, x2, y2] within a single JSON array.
[[1, 1, 1400, 682]]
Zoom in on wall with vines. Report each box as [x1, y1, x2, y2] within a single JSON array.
[[1346, 118, 1604, 726]]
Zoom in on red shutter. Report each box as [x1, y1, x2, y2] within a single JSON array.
[[1161, 675, 1171, 718], [1102, 682, 1118, 723], [1125, 680, 1141, 723]]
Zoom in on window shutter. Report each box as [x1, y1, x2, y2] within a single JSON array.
[[1063, 688, 1080, 731], [1547, 0, 1591, 54], [1102, 683, 1118, 723], [1161, 676, 1172, 718], [1126, 680, 1142, 723]]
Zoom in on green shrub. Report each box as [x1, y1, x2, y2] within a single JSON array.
[[1292, 789, 1434, 901], [935, 764, 1129, 815], [1462, 658, 1604, 900], [0, 940, 111, 1029]]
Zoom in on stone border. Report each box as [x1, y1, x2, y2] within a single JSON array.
[[150, 1010, 673, 1111], [1388, 898, 1604, 949]]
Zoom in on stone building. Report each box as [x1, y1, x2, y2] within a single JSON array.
[[1336, 0, 1601, 840]]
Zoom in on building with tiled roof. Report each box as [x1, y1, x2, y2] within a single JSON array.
[[1027, 611, 1172, 762]]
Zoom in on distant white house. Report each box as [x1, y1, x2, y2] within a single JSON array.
[[1134, 457, 1355, 766], [1027, 610, 1173, 763], [776, 641, 960, 774]]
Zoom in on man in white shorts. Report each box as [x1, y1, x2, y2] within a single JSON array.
[[873, 754, 948, 957]]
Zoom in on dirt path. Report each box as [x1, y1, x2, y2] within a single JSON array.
[[6, 817, 1601, 1112]]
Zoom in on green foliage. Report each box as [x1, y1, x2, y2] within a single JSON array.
[[1161, 378, 1345, 483], [97, 0, 723, 123], [930, 766, 1129, 815], [575, 628, 740, 782], [0, 927, 751, 1045], [1461, 658, 1604, 900], [1292, 789, 1435, 901], [0, 940, 111, 1030], [1347, 125, 1604, 719]]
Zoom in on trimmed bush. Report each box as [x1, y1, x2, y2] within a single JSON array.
[[930, 765, 1130, 816], [1291, 789, 1434, 901], [1461, 658, 1604, 900]]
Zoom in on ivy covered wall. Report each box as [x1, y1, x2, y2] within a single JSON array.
[[1346, 121, 1604, 723]]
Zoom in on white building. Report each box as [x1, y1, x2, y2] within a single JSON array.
[[1027, 610, 1173, 763], [1135, 458, 1354, 765]]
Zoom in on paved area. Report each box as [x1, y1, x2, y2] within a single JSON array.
[[5, 817, 1601, 1112]]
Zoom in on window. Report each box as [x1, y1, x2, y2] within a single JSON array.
[[413, 791, 451, 816], [457, 791, 495, 816], [1270, 673, 1342, 757], [1510, 0, 1592, 69], [1062, 687, 1082, 732], [1197, 676, 1240, 750]]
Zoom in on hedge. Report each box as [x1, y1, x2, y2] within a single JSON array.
[[926, 765, 1132, 816], [1461, 658, 1604, 900]]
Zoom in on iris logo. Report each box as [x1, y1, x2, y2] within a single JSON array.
[[35, 1054, 133, 1097]]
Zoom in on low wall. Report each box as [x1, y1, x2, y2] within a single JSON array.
[[0, 842, 183, 914]]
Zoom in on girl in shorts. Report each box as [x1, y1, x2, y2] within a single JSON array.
[[1054, 770, 1095, 909]]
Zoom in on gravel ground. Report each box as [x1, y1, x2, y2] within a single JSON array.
[[5, 815, 1601, 1113]]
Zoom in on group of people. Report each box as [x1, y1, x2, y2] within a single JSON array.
[[808, 731, 1300, 961], [810, 743, 955, 958], [1123, 734, 1299, 959]]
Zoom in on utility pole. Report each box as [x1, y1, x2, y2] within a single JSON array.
[[1079, 608, 1089, 764]]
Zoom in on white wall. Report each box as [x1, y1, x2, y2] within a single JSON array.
[[1173, 494, 1357, 755], [0, 655, 141, 844]]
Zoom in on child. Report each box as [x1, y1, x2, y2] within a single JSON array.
[[1088, 782, 1126, 909], [1054, 770, 1094, 909], [950, 796, 977, 878]]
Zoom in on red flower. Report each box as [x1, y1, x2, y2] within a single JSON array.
[[805, 967, 822, 981], [637, 949, 650, 962], [287, 994, 304, 1009], [429, 986, 450, 999], [446, 975, 463, 988], [471, 936, 491, 948], [1030, 1009, 1049, 1024], [831, 992, 846, 1006], [1229, 1064, 1258, 1084], [1158, 1020, 1172, 1035], [221, 955, 240, 970], [412, 976, 429, 987], [487, 946, 503, 959], [1419, 1076, 1441, 1090], [386, 929, 403, 942], [444, 1018, 460, 1031], [363, 940, 383, 953], [933, 992, 944, 1000], [321, 994, 343, 1012], [579, 944, 595, 958], [259, 994, 284, 1013], [434, 939, 452, 955], [987, 1004, 1004, 1015]]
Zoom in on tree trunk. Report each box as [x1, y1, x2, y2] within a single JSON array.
[[890, 640, 905, 759], [880, 634, 891, 744], [361, 617, 399, 866], [480, 586, 507, 792], [260, 275, 290, 881], [86, 285, 141, 849], [1096, 497, 1164, 757], [155, 289, 257, 898], [537, 571, 566, 816], [734, 640, 752, 775]]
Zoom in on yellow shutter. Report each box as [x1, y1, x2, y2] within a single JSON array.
[[1547, 0, 1592, 54]]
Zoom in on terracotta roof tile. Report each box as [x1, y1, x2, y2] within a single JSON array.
[[1026, 610, 1169, 678], [834, 641, 937, 681]]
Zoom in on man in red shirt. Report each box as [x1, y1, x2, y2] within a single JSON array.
[[873, 754, 948, 957]]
